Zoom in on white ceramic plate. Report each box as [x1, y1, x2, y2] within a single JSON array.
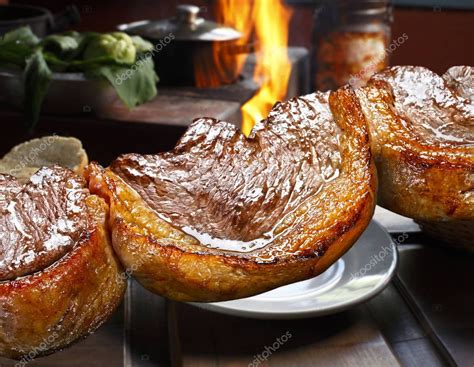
[[191, 220, 397, 319]]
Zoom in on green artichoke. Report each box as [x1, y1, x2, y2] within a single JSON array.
[[83, 32, 136, 64]]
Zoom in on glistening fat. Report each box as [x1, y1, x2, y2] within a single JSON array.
[[0, 166, 126, 359], [86, 86, 377, 302]]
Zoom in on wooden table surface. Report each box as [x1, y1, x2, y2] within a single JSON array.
[[1, 211, 471, 367], [0, 114, 473, 367]]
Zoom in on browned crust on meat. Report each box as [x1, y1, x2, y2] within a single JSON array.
[[0, 195, 126, 360], [86, 86, 376, 302], [357, 77, 474, 221]]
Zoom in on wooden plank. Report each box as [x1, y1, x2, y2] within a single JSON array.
[[170, 301, 400, 367], [125, 280, 170, 367], [395, 245, 474, 367], [391, 339, 446, 367], [0, 280, 173, 367], [96, 95, 242, 128], [367, 284, 446, 366]]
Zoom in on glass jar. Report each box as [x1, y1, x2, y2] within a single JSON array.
[[312, 0, 393, 91]]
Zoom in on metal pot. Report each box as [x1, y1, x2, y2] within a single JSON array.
[[117, 4, 250, 87], [0, 4, 80, 37]]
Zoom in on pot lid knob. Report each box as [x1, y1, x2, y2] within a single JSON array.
[[176, 4, 201, 26], [116, 4, 242, 42]]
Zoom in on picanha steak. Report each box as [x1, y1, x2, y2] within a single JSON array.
[[0, 166, 126, 360], [355, 66, 474, 222], [87, 86, 376, 302]]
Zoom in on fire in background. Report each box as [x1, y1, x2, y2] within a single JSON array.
[[213, 0, 293, 136]]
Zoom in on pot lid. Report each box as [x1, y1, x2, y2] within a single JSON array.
[[117, 4, 242, 42]]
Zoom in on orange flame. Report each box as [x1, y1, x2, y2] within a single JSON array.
[[215, 0, 293, 135]]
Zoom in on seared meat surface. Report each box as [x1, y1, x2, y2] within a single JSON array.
[[88, 86, 376, 301], [356, 66, 474, 222], [443, 66, 474, 103], [110, 93, 342, 251], [0, 166, 89, 280], [369, 65, 474, 145], [0, 165, 126, 360]]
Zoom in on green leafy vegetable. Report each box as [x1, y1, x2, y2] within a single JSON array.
[[88, 56, 158, 108], [83, 32, 136, 65], [0, 26, 159, 129], [131, 36, 154, 53], [61, 31, 90, 45], [23, 50, 53, 129], [42, 31, 99, 62], [1, 26, 39, 47], [0, 26, 38, 67], [0, 41, 33, 67], [41, 34, 80, 58]]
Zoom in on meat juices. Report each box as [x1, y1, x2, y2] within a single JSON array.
[[110, 92, 343, 252], [87, 86, 376, 301]]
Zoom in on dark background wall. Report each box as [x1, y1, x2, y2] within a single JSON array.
[[7, 0, 474, 74]]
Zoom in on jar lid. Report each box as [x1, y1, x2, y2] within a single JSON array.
[[314, 0, 392, 25], [338, 0, 391, 16], [117, 4, 242, 42]]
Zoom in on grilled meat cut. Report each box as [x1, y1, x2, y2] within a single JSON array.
[[1, 64, 472, 360], [0, 166, 126, 360], [87, 86, 376, 302], [0, 167, 89, 280], [355, 66, 474, 222]]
